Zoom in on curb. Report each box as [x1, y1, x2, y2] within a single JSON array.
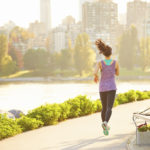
[[126, 135, 135, 150], [126, 135, 150, 150]]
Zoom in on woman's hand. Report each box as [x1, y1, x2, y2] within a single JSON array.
[[94, 75, 99, 83]]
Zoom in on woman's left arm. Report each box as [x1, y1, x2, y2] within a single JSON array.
[[115, 61, 119, 76]]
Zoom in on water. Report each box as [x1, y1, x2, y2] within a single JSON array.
[[0, 81, 150, 113]]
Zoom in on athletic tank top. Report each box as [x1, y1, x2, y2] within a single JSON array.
[[99, 60, 117, 92]]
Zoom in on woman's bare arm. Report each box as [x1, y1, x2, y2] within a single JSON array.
[[115, 61, 119, 76], [94, 62, 102, 76]]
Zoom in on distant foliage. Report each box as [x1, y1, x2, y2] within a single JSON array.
[[140, 37, 150, 71], [0, 34, 8, 70], [1, 55, 18, 76], [24, 49, 49, 70], [117, 25, 139, 70], [0, 34, 18, 76], [74, 33, 96, 76]]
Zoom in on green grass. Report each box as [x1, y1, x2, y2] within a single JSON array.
[[120, 68, 150, 77], [1, 68, 150, 79], [1, 70, 33, 78]]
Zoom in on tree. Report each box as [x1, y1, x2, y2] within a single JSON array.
[[117, 25, 139, 70], [140, 37, 150, 71], [74, 33, 96, 76], [8, 26, 34, 69], [1, 55, 17, 76], [35, 49, 49, 70], [9, 26, 34, 43], [24, 49, 49, 70], [0, 34, 8, 70], [59, 49, 72, 70]]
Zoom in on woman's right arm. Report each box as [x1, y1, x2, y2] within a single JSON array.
[[93, 62, 101, 83], [115, 61, 119, 76]]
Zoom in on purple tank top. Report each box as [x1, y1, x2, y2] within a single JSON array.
[[99, 60, 117, 92]]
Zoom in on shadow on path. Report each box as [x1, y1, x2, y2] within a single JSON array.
[[41, 133, 131, 150]]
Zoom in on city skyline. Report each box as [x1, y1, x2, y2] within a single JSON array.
[[40, 0, 51, 31], [0, 0, 150, 28]]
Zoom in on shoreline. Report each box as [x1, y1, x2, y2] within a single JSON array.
[[0, 76, 150, 83]]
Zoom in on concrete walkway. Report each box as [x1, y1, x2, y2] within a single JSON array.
[[0, 100, 150, 150]]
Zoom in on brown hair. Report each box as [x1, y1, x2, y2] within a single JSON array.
[[95, 39, 112, 57]]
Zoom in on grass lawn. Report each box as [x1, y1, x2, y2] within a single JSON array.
[[120, 68, 150, 77], [1, 68, 150, 79], [1, 70, 34, 78]]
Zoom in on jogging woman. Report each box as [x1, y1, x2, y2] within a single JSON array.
[[94, 39, 119, 136]]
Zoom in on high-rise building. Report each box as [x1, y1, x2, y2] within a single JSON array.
[[146, 3, 150, 36], [50, 16, 81, 52], [127, 0, 150, 38], [29, 21, 46, 37], [82, 0, 118, 49], [51, 25, 67, 52], [40, 0, 51, 33], [79, 0, 98, 21]]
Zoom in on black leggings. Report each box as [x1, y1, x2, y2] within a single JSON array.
[[100, 90, 116, 123]]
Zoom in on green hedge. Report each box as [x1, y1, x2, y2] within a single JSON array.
[[0, 90, 150, 140], [0, 114, 22, 140], [27, 104, 61, 126], [17, 116, 44, 132]]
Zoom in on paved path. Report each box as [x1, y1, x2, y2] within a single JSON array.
[[0, 100, 150, 150]]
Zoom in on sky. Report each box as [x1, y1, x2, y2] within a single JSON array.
[[0, 0, 150, 28]]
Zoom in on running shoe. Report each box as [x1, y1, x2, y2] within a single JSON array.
[[102, 122, 109, 136]]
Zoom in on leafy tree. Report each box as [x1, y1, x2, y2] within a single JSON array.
[[9, 26, 34, 43], [24, 49, 36, 70], [74, 33, 96, 76], [1, 55, 18, 76], [35, 49, 49, 70], [59, 49, 72, 70], [8, 26, 34, 69], [48, 52, 60, 72], [140, 37, 150, 71], [117, 25, 139, 70], [8, 41, 24, 69], [0, 34, 8, 70], [24, 49, 49, 70]]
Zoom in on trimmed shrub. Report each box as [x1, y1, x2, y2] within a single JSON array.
[[148, 124, 150, 131], [17, 116, 44, 132], [0, 114, 22, 140], [94, 99, 102, 112], [125, 90, 137, 102], [113, 99, 119, 107], [136, 91, 149, 101], [27, 104, 61, 126], [66, 97, 81, 118], [116, 93, 129, 104], [58, 102, 71, 121], [146, 91, 150, 98], [91, 101, 98, 113], [77, 95, 96, 116]]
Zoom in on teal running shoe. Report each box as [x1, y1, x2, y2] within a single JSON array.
[[102, 122, 109, 136]]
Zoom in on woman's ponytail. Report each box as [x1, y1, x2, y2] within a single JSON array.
[[95, 39, 112, 57]]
